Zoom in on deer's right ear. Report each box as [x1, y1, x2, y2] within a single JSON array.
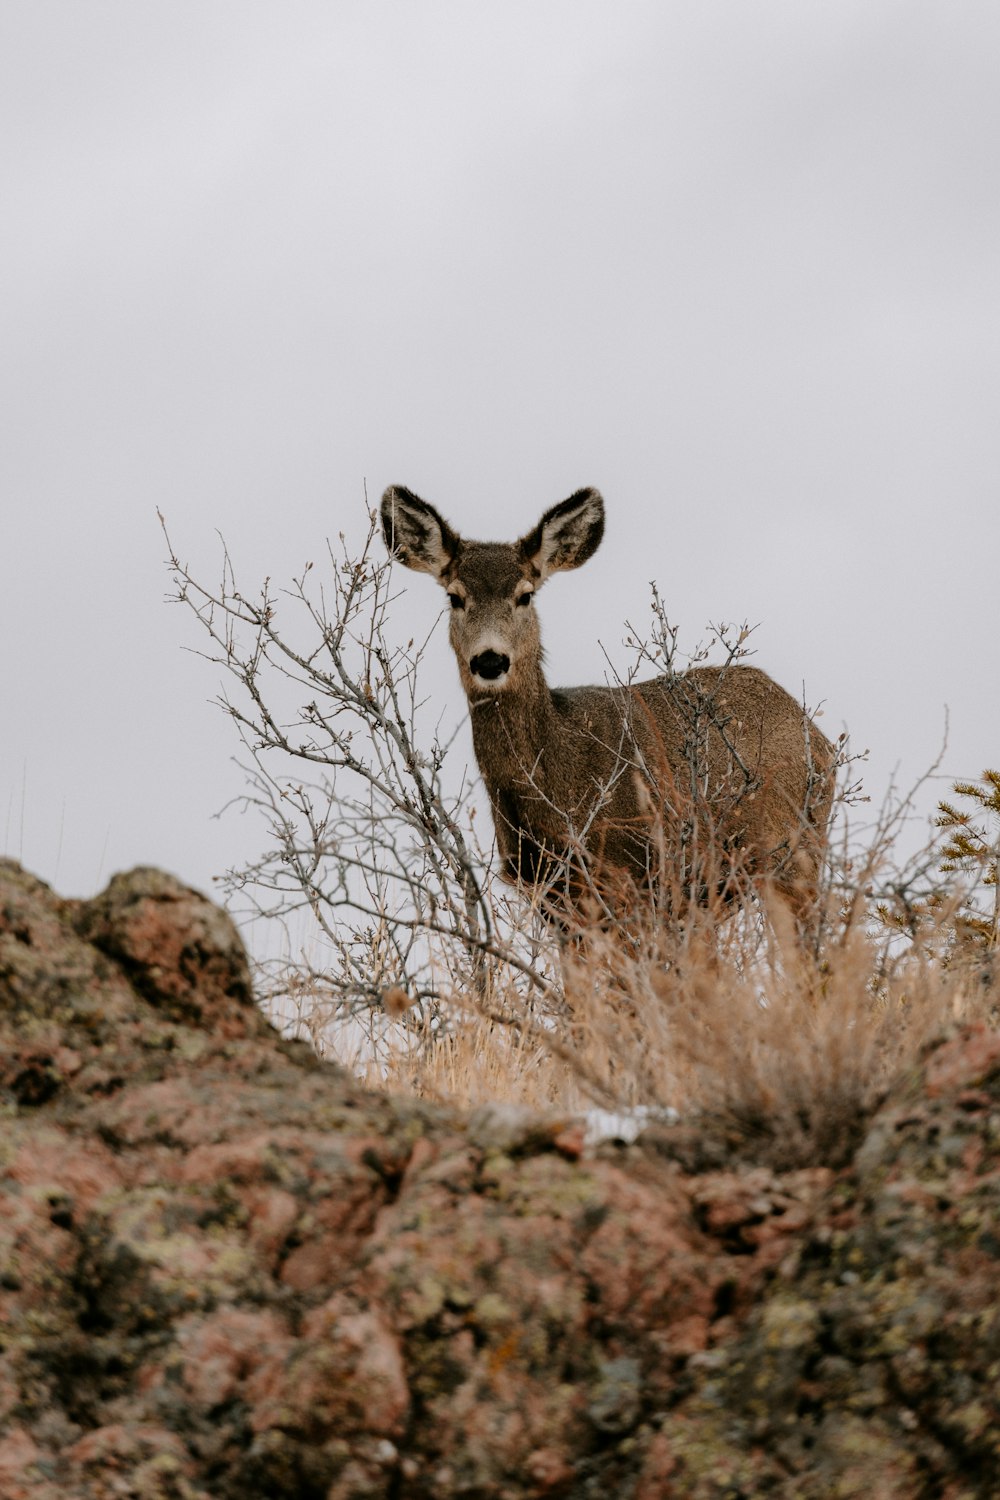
[[380, 487, 459, 578]]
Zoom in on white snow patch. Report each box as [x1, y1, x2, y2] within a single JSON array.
[[584, 1106, 680, 1146]]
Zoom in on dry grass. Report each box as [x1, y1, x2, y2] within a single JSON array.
[[256, 780, 999, 1173], [262, 865, 994, 1173]]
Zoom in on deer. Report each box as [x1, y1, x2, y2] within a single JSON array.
[[380, 484, 836, 942]]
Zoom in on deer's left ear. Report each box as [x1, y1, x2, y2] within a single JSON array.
[[518, 488, 605, 579]]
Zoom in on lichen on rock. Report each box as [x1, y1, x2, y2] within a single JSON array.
[[3, 859, 1000, 1497]]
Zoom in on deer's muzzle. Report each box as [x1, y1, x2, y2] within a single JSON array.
[[470, 649, 511, 682]]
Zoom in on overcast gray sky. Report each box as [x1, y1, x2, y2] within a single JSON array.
[[2, 1, 999, 945]]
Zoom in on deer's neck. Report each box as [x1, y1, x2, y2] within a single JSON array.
[[468, 667, 557, 799]]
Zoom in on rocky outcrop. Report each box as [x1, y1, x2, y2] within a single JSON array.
[[2, 859, 999, 1498]]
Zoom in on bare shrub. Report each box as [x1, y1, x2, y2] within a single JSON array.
[[163, 504, 994, 1162], [161, 506, 554, 1020]]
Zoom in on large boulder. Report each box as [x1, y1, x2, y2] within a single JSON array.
[[1, 859, 999, 1497]]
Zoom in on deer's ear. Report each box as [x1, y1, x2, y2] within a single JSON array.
[[380, 487, 459, 578], [519, 488, 605, 579]]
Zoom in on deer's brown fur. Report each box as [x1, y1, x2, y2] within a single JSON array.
[[381, 485, 835, 932]]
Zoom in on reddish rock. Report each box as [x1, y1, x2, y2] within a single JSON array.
[[923, 1020, 1000, 1097], [73, 865, 257, 1027], [3, 858, 1000, 1497]]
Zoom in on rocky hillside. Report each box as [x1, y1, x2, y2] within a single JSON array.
[[1, 859, 999, 1498]]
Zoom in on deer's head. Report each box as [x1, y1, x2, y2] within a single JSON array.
[[380, 486, 605, 695]]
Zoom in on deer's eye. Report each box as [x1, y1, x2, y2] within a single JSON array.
[[447, 592, 465, 610], [516, 590, 533, 608]]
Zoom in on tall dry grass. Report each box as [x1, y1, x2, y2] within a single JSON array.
[[265, 795, 997, 1172]]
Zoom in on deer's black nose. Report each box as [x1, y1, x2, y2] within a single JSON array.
[[470, 650, 510, 680]]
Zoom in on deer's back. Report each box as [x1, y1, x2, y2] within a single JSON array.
[[541, 663, 835, 881]]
